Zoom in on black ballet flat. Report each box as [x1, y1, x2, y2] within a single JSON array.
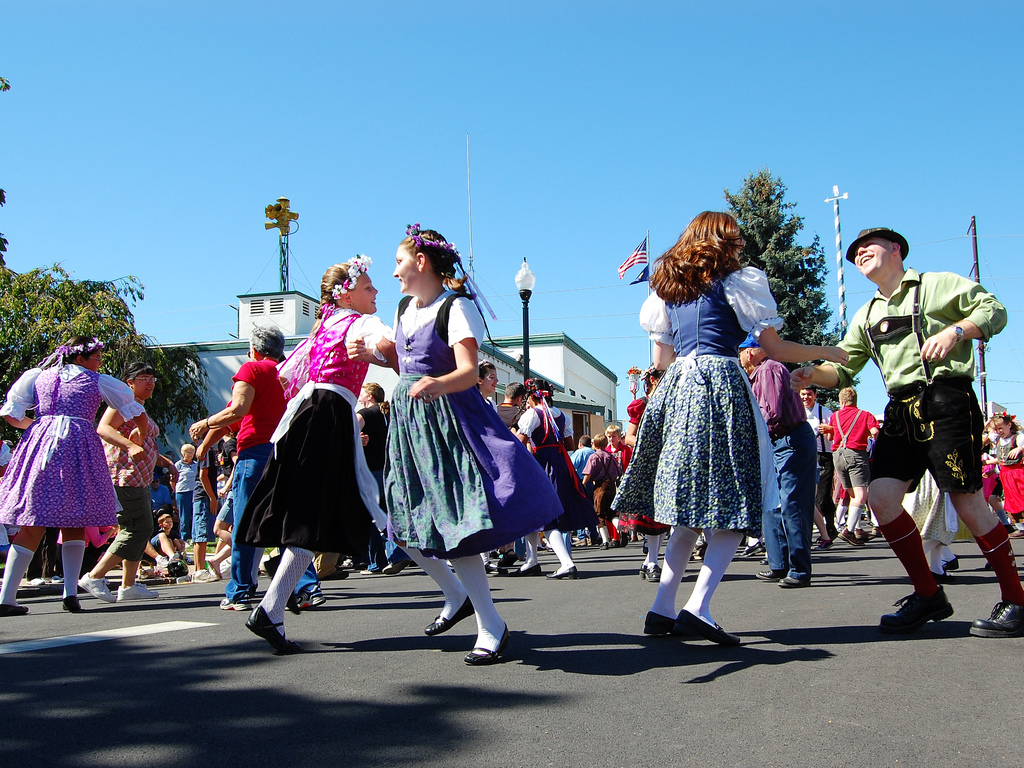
[[0, 604, 29, 617], [62, 596, 83, 613], [673, 609, 741, 646], [500, 563, 543, 577], [464, 625, 510, 666], [424, 597, 474, 636], [246, 606, 303, 655], [643, 611, 696, 637], [546, 566, 579, 580]]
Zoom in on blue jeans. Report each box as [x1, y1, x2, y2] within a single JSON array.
[[225, 443, 273, 603], [763, 422, 817, 581], [370, 469, 408, 566], [176, 491, 193, 540]]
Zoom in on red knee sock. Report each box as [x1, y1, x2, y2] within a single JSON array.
[[975, 525, 1024, 605], [878, 512, 939, 598]]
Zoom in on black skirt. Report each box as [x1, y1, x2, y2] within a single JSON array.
[[238, 389, 374, 554]]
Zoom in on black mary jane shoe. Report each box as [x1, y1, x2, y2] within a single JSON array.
[[499, 563, 543, 577], [286, 592, 303, 615], [464, 625, 510, 666], [246, 606, 302, 655], [0, 603, 29, 617], [62, 595, 84, 613], [673, 609, 741, 646], [546, 566, 579, 580], [424, 597, 475, 636]]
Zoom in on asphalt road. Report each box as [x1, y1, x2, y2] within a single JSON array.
[[1, 538, 1022, 768]]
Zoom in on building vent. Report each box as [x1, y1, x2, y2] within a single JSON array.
[[269, 298, 285, 314], [302, 301, 311, 316], [250, 299, 265, 315]]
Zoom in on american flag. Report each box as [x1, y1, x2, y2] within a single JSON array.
[[618, 235, 648, 279]]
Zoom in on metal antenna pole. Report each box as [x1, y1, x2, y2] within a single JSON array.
[[969, 215, 988, 414], [824, 185, 849, 335], [466, 134, 475, 280], [279, 232, 289, 292]]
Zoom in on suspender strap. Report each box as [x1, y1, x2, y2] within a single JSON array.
[[835, 410, 862, 449]]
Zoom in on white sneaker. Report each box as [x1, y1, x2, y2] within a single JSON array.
[[156, 555, 169, 569], [78, 575, 117, 603], [191, 570, 217, 583], [117, 583, 159, 601]]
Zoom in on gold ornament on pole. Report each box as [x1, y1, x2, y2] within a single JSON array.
[[265, 197, 299, 236]]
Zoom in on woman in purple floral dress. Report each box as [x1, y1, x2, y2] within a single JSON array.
[[0, 337, 148, 615]]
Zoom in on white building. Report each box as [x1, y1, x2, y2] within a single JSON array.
[[161, 289, 618, 446]]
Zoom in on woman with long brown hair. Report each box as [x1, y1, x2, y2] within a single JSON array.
[[613, 211, 846, 644]]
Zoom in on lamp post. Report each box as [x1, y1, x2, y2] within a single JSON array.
[[514, 258, 536, 381]]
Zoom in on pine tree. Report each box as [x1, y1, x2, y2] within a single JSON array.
[[724, 169, 836, 348]]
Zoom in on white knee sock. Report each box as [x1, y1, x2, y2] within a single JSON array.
[[847, 504, 865, 533], [0, 544, 34, 606], [836, 504, 848, 528], [645, 533, 663, 567], [599, 526, 610, 544], [451, 556, 505, 651], [61, 540, 86, 599], [260, 547, 314, 627], [522, 531, 540, 570], [406, 548, 468, 621], [650, 527, 699, 618], [544, 528, 575, 573], [683, 528, 743, 625]]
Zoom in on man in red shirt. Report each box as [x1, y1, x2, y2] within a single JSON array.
[[605, 424, 632, 545], [190, 326, 288, 611], [829, 387, 880, 546]]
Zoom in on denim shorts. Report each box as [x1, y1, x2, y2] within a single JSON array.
[[192, 497, 216, 543]]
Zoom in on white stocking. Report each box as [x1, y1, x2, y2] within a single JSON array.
[[451, 556, 505, 651], [544, 528, 575, 573], [60, 539, 86, 599], [260, 547, 314, 627], [922, 539, 944, 574], [0, 544, 33, 606], [649, 527, 698, 618], [644, 533, 663, 567], [406, 548, 468, 621], [682, 528, 742, 625], [522, 531, 540, 570]]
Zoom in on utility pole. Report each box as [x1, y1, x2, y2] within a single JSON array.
[[824, 185, 849, 334], [968, 215, 988, 414]]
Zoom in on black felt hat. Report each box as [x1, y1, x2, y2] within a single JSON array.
[[845, 228, 910, 263]]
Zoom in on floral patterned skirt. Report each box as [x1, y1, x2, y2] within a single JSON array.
[[613, 355, 763, 534]]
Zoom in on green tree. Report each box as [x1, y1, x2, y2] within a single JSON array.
[[724, 169, 837, 348], [1, 75, 9, 266], [0, 264, 208, 447]]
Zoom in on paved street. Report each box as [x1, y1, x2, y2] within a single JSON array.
[[1, 538, 1022, 768]]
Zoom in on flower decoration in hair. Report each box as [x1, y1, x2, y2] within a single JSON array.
[[58, 338, 105, 358], [404, 223, 461, 260], [332, 254, 372, 298]]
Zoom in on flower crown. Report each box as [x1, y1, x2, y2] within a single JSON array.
[[331, 254, 372, 298], [405, 223, 461, 261], [525, 378, 552, 398], [58, 338, 104, 358]]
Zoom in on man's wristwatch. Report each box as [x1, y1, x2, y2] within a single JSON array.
[[953, 325, 965, 344]]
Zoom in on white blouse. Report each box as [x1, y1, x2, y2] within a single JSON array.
[[639, 267, 784, 346], [0, 365, 145, 422], [518, 406, 573, 448], [389, 290, 485, 347]]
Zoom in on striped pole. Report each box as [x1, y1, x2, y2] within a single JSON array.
[[825, 185, 849, 335]]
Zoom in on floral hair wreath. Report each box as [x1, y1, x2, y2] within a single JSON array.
[[524, 378, 552, 399], [405, 223, 461, 263], [58, 338, 104, 358], [996, 411, 1018, 423], [331, 254, 372, 298]]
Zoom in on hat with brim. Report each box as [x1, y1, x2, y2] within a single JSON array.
[[846, 228, 910, 263]]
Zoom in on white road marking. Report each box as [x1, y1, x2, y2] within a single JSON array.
[[0, 620, 217, 655]]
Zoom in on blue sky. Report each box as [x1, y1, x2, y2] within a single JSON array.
[[3, 2, 1023, 418]]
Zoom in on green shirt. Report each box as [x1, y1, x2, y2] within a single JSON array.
[[831, 268, 1006, 394]]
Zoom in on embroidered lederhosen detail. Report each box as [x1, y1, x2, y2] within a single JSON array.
[[866, 280, 936, 445]]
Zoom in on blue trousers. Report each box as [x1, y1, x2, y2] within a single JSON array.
[[225, 443, 273, 603], [763, 422, 817, 581]]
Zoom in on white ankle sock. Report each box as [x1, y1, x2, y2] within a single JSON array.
[[0, 544, 34, 606], [260, 547, 314, 627], [451, 556, 505, 651], [650, 527, 698, 618], [406, 548, 468, 620], [60, 539, 86, 599], [683, 528, 742, 625]]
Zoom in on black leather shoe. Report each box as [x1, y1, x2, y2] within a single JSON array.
[[62, 595, 83, 612], [246, 606, 302, 655], [496, 551, 519, 568], [933, 570, 956, 584], [778, 576, 811, 588], [424, 597, 474, 636], [879, 587, 953, 634], [643, 611, 694, 636], [0, 603, 28, 617], [464, 625, 510, 666], [286, 592, 302, 615], [547, 566, 578, 580], [673, 610, 741, 645], [756, 569, 786, 582], [500, 563, 543, 577], [970, 601, 1024, 638]]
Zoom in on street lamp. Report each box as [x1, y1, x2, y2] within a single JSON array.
[[514, 258, 536, 381]]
